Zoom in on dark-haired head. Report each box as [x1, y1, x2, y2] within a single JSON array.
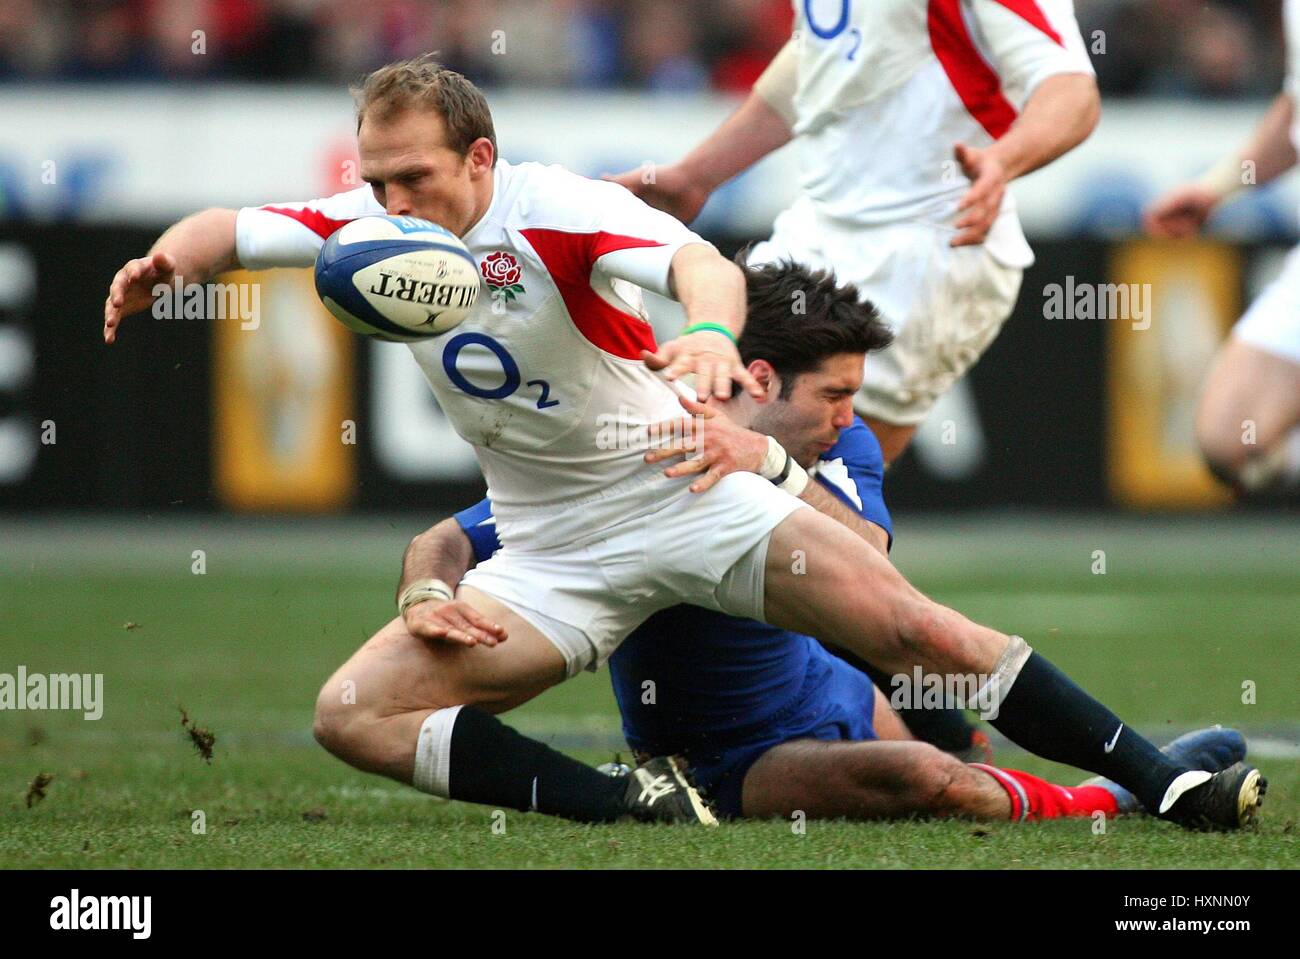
[[739, 256, 892, 398], [732, 256, 893, 466]]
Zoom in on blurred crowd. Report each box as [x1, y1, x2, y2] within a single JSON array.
[[0, 0, 1288, 98]]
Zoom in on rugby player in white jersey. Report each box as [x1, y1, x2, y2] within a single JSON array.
[[103, 57, 1263, 830], [1144, 0, 1300, 497], [612, 0, 1100, 465]]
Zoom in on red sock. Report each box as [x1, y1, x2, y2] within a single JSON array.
[[970, 763, 1120, 821]]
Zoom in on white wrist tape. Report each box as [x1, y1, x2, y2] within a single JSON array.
[[1195, 154, 1249, 201], [778, 459, 809, 496], [398, 578, 454, 615], [760, 435, 809, 496], [759, 435, 789, 480]]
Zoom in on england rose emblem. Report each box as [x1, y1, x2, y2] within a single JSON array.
[[480, 251, 525, 302]]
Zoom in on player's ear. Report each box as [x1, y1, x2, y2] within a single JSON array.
[[748, 359, 778, 402], [466, 137, 495, 178]]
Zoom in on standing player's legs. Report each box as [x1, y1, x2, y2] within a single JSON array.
[[313, 586, 633, 823], [757, 506, 1222, 820], [1196, 246, 1300, 493], [1195, 338, 1300, 493]]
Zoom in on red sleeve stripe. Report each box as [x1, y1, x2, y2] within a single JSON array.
[[990, 0, 1064, 47], [590, 232, 667, 261], [260, 206, 354, 240], [928, 0, 1017, 139], [520, 228, 660, 360]]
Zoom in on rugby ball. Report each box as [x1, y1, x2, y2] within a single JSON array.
[[314, 215, 480, 341]]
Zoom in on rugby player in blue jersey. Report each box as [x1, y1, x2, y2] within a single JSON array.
[[397, 260, 1245, 823]]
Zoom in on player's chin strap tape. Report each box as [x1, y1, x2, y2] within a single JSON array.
[[759, 435, 809, 497], [968, 634, 1034, 718], [398, 578, 455, 616]]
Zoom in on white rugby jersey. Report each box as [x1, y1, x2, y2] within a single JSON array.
[[1287, 0, 1300, 154], [789, 0, 1094, 265], [236, 159, 710, 542]]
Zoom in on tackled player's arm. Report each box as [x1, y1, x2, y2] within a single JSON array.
[[103, 208, 241, 343], [105, 187, 379, 343], [398, 518, 508, 647]]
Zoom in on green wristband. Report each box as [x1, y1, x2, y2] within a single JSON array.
[[680, 322, 738, 344]]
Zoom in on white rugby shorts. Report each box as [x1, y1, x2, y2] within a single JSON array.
[[1234, 243, 1300, 365], [460, 471, 809, 676], [748, 196, 1024, 426]]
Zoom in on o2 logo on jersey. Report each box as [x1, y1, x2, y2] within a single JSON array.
[[803, 0, 861, 59], [442, 332, 558, 409]]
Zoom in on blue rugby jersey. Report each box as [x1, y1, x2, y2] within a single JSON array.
[[454, 415, 891, 754]]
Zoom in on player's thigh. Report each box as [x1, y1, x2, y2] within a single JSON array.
[[763, 507, 918, 658], [763, 508, 1006, 675], [1196, 337, 1300, 461], [320, 586, 567, 718], [741, 738, 954, 819]]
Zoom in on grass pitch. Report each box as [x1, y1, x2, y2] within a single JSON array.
[[1, 514, 1297, 869]]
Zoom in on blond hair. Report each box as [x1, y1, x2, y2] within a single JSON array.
[[353, 55, 498, 159]]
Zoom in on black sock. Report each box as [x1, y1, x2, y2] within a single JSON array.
[[447, 706, 626, 823], [846, 652, 980, 752], [990, 652, 1187, 812]]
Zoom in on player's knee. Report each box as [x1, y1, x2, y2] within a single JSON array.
[[901, 747, 967, 814], [895, 599, 955, 663], [312, 684, 361, 758], [1195, 421, 1248, 485]]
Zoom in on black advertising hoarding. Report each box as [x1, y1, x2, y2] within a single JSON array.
[[0, 223, 1270, 513]]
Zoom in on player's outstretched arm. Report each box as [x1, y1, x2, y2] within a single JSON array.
[[103, 207, 240, 343], [952, 73, 1100, 247], [397, 518, 508, 648], [646, 244, 759, 400], [606, 42, 796, 223], [1144, 92, 1299, 239]]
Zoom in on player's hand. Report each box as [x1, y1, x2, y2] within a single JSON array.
[[103, 251, 176, 344], [644, 393, 769, 493], [404, 598, 509, 648], [604, 163, 712, 223], [643, 330, 762, 401], [951, 143, 1008, 248], [1142, 184, 1218, 239]]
